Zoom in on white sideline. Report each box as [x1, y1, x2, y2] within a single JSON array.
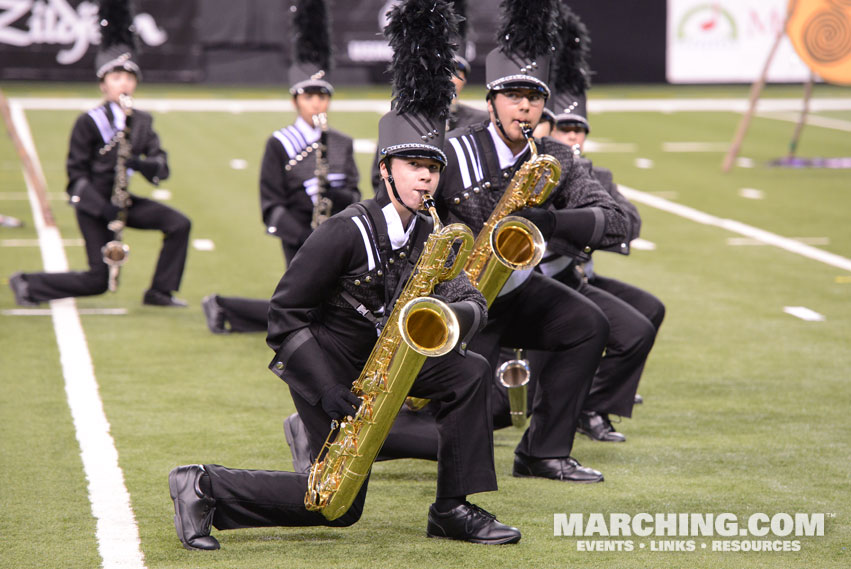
[[9, 103, 146, 569], [619, 186, 851, 273]]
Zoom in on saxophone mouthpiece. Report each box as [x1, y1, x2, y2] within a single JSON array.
[[119, 93, 134, 113], [421, 192, 436, 211], [519, 122, 533, 139]]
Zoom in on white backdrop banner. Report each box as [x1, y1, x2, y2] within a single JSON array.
[[667, 0, 815, 83]]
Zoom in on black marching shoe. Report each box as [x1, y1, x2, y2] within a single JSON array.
[[427, 502, 521, 544], [284, 413, 313, 473], [201, 294, 229, 334], [9, 272, 38, 307], [577, 411, 626, 443], [168, 465, 220, 551], [513, 454, 604, 483], [144, 289, 188, 307]]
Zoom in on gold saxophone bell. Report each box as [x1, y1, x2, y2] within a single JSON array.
[[398, 296, 459, 357], [496, 349, 530, 429]]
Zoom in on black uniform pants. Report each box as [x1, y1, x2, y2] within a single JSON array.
[[475, 273, 608, 460], [217, 296, 269, 332], [205, 349, 495, 530], [578, 275, 665, 416], [24, 197, 190, 301]]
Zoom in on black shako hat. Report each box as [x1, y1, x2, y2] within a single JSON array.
[[288, 0, 334, 95], [485, 0, 561, 97], [550, 4, 592, 132], [377, 0, 458, 168], [95, 0, 141, 80]]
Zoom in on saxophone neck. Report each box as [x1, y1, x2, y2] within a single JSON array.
[[421, 193, 443, 231], [519, 122, 538, 157]]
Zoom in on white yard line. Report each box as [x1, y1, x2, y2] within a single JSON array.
[[756, 111, 851, 133], [620, 185, 851, 273], [9, 102, 146, 569], [12, 96, 851, 114]]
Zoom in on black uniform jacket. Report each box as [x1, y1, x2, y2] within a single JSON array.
[[66, 103, 168, 218], [266, 196, 487, 406], [589, 162, 641, 254], [259, 121, 360, 248], [436, 120, 629, 263]]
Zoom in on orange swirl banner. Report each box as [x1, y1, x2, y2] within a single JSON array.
[[787, 0, 851, 85]]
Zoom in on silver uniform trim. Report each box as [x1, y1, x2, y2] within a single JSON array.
[[352, 216, 376, 271], [486, 75, 550, 97], [448, 137, 473, 189], [381, 143, 447, 166]]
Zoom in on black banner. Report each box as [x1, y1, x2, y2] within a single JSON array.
[[0, 0, 200, 82], [0, 0, 666, 85]]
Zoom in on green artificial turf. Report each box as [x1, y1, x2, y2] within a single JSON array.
[[1, 83, 849, 568]]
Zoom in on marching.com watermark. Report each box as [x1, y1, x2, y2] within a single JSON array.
[[553, 512, 833, 552]]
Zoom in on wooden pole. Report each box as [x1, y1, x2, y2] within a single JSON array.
[[721, 6, 794, 173], [787, 72, 815, 158], [0, 88, 56, 227]]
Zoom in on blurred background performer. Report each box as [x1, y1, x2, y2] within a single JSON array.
[[534, 6, 666, 442], [8, 0, 190, 308], [434, 0, 630, 483], [168, 0, 519, 550], [446, 0, 490, 131], [201, 0, 360, 334]]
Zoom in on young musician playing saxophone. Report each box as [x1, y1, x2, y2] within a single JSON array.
[[168, 0, 519, 550], [8, 0, 189, 308], [201, 0, 360, 334], [358, 0, 631, 483]]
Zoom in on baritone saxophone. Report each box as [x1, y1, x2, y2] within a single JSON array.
[[305, 194, 474, 521], [463, 122, 561, 306]]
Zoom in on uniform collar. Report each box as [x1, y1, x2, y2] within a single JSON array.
[[293, 116, 321, 144], [487, 122, 529, 170], [381, 202, 417, 250]]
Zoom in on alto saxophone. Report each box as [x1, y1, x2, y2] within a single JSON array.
[[101, 93, 134, 292], [463, 122, 561, 306], [310, 112, 333, 229], [305, 194, 474, 521]]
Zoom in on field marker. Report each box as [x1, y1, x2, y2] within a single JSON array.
[[151, 188, 171, 200], [229, 158, 248, 170], [738, 188, 764, 200], [630, 238, 657, 251], [634, 158, 654, 169], [783, 306, 825, 321], [8, 101, 147, 569], [584, 140, 637, 153], [621, 185, 851, 272], [662, 142, 730, 152], [192, 238, 216, 251], [736, 157, 755, 168]]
